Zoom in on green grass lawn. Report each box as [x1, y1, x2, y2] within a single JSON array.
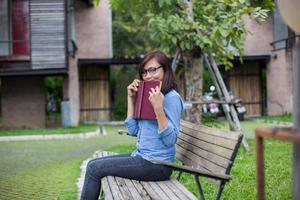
[[0, 123, 100, 136], [0, 125, 135, 200], [256, 113, 293, 122], [0, 121, 293, 200], [210, 120, 275, 139]]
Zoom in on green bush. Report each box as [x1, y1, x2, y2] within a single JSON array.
[[110, 65, 137, 120]]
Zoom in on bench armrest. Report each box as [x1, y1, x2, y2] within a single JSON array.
[[151, 160, 231, 182]]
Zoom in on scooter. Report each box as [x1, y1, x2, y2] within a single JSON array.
[[229, 92, 246, 121], [202, 86, 220, 118]]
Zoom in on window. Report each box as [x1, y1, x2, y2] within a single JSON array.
[[0, 0, 30, 57], [272, 2, 296, 51]]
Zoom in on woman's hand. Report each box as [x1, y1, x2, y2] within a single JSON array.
[[127, 79, 140, 98], [148, 86, 164, 110], [149, 85, 168, 130], [127, 79, 140, 118]]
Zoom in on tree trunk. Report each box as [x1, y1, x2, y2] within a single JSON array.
[[184, 55, 203, 124]]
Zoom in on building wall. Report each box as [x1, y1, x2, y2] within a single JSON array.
[[243, 15, 273, 55], [243, 15, 293, 115], [30, 0, 67, 69], [75, 0, 112, 59], [63, 57, 80, 126], [267, 49, 293, 115], [2, 77, 46, 128]]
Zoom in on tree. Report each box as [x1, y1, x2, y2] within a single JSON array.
[[96, 0, 273, 123]]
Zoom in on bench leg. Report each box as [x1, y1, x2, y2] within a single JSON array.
[[177, 171, 183, 180], [194, 175, 205, 200], [215, 182, 225, 200]]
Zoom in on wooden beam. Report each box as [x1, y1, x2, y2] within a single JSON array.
[[255, 128, 300, 144], [255, 133, 265, 200], [292, 36, 300, 200]]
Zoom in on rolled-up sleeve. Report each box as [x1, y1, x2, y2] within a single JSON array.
[[158, 93, 184, 147], [124, 116, 139, 136]]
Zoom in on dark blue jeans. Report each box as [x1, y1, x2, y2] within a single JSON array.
[[80, 154, 172, 200]]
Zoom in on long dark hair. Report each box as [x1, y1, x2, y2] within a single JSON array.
[[138, 50, 178, 94]]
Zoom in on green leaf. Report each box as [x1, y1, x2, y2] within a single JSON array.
[[111, 0, 272, 64], [171, 37, 177, 45]]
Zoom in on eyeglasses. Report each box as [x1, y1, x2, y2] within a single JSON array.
[[142, 66, 162, 77]]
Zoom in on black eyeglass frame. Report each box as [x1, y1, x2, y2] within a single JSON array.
[[142, 66, 163, 77]]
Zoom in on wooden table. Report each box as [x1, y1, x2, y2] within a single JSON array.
[[255, 127, 300, 200]]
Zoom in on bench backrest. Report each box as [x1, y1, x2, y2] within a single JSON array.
[[176, 120, 243, 177]]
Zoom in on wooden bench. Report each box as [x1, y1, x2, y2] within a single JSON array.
[[97, 120, 243, 200]]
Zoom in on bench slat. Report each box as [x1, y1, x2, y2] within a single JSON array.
[[175, 151, 223, 185], [132, 180, 153, 200], [178, 133, 233, 159], [180, 126, 237, 149], [169, 178, 198, 200], [176, 144, 227, 174], [163, 180, 188, 200], [176, 151, 211, 173], [165, 178, 197, 200], [177, 138, 231, 168], [147, 181, 172, 199], [107, 176, 124, 200], [139, 181, 163, 200], [181, 120, 241, 140], [155, 181, 182, 200], [115, 177, 135, 200], [102, 177, 114, 200], [123, 179, 146, 200]]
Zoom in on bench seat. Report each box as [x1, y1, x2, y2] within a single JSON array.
[[97, 120, 243, 200], [98, 151, 198, 200]]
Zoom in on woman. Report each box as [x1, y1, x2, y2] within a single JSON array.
[[80, 50, 184, 200]]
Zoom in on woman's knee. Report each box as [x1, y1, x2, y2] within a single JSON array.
[[86, 159, 102, 178]]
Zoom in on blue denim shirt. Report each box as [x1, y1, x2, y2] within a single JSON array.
[[124, 89, 184, 163]]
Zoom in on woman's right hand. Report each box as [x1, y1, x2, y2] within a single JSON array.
[[127, 79, 140, 98]]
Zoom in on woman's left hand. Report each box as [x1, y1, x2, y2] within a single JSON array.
[[148, 86, 164, 110]]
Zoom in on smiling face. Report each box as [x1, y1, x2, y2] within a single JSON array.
[[138, 50, 177, 94], [142, 58, 164, 82]]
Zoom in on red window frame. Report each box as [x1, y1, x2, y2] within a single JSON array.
[[11, 0, 30, 55]]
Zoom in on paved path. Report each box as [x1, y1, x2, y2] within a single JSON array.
[[0, 127, 107, 142]]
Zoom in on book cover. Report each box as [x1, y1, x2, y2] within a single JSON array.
[[134, 80, 160, 120]]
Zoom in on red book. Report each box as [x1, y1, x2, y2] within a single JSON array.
[[134, 80, 160, 120]]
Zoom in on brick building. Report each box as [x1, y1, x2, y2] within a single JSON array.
[[0, 0, 112, 128], [0, 1, 294, 129], [226, 6, 294, 117]]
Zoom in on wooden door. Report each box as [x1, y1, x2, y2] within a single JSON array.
[[227, 62, 262, 116], [79, 65, 110, 122]]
